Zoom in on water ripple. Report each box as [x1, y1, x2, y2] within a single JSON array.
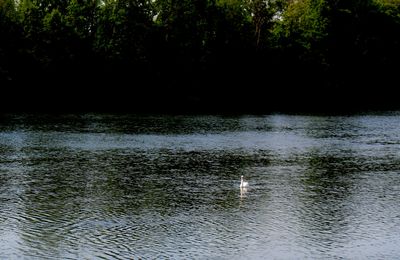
[[1, 113, 400, 258]]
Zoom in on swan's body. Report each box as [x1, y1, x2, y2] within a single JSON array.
[[240, 175, 248, 188]]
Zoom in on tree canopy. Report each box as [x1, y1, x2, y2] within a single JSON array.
[[1, 0, 399, 112]]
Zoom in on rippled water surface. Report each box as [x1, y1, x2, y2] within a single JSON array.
[[1, 113, 400, 259]]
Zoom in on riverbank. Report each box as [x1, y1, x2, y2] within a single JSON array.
[[2, 81, 399, 114]]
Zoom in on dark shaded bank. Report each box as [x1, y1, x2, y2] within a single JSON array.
[[2, 47, 399, 114], [2, 74, 399, 114], [3, 53, 400, 114]]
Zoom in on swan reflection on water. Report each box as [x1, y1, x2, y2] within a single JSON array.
[[240, 187, 248, 199]]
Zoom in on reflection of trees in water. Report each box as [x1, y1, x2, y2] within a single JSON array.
[[295, 116, 363, 246], [0, 142, 28, 245], [302, 116, 364, 140], [297, 149, 361, 247], [96, 149, 270, 211], [297, 143, 400, 253], [10, 146, 273, 254], [15, 148, 90, 256]]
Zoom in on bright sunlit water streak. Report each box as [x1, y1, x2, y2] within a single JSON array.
[[1, 113, 400, 258]]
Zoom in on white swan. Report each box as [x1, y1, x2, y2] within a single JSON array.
[[240, 175, 248, 188]]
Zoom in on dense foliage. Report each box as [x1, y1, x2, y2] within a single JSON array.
[[1, 0, 399, 112]]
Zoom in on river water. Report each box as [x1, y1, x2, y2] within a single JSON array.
[[1, 113, 400, 259]]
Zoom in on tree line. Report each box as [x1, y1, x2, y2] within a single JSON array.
[[1, 0, 399, 112]]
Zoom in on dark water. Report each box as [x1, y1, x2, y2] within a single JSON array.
[[1, 113, 400, 259]]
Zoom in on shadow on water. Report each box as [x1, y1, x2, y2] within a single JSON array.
[[0, 113, 252, 135]]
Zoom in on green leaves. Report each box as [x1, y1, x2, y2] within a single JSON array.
[[43, 8, 63, 34], [274, 0, 328, 49], [94, 0, 154, 62]]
